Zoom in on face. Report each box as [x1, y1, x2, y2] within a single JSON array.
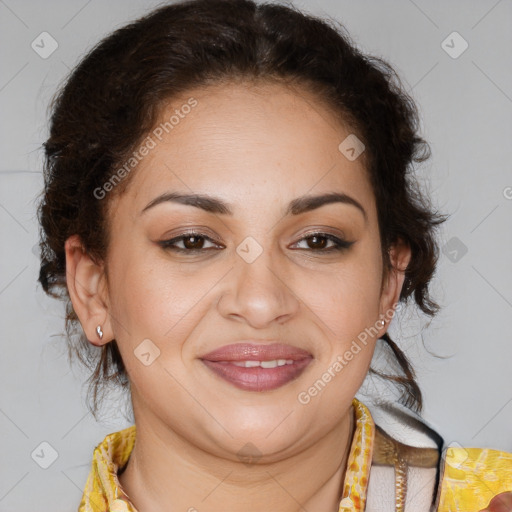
[[66, 80, 410, 461]]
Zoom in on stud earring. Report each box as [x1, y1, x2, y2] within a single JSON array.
[[96, 325, 103, 340], [377, 319, 385, 328]]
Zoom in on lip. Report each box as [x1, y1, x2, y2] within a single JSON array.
[[200, 342, 313, 392], [200, 342, 312, 362]]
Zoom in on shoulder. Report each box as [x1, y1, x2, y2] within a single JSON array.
[[79, 425, 137, 512], [359, 398, 512, 511], [436, 445, 512, 511]]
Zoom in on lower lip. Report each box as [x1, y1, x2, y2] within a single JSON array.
[[201, 358, 313, 392]]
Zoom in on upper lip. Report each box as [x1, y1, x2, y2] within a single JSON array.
[[200, 342, 312, 362]]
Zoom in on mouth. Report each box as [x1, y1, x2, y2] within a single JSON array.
[[200, 342, 313, 392]]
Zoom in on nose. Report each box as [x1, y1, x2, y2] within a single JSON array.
[[216, 240, 300, 329]]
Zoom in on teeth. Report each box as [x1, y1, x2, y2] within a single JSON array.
[[244, 360, 261, 368], [230, 359, 294, 368]]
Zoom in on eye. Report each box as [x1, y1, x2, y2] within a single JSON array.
[[291, 232, 354, 252], [158, 230, 354, 255], [158, 231, 223, 253]]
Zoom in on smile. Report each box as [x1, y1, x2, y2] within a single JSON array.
[[201, 357, 312, 391]]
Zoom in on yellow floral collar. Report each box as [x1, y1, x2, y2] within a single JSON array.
[[78, 398, 375, 512]]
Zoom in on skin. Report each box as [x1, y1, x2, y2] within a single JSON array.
[[480, 492, 512, 512], [65, 80, 412, 512]]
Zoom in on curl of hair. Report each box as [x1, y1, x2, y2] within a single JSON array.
[[36, 0, 448, 419]]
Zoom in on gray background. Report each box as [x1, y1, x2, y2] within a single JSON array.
[[1, 0, 511, 509]]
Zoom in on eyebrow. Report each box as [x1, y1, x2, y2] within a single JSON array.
[[140, 191, 367, 222]]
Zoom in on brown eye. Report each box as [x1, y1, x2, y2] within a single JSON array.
[[158, 232, 222, 253], [158, 231, 353, 255], [306, 235, 328, 250], [182, 235, 205, 250], [293, 233, 354, 252]]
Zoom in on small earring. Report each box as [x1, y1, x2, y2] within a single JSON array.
[[377, 319, 385, 328], [96, 325, 103, 340]]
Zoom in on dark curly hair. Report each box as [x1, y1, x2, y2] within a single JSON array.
[[36, 0, 448, 420]]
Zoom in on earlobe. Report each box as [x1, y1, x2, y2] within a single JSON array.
[[64, 234, 111, 346]]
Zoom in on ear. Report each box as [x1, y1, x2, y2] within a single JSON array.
[[378, 237, 412, 333], [64, 234, 112, 347]]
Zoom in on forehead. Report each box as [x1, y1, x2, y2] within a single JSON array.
[[111, 80, 374, 219]]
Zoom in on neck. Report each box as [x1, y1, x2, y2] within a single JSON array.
[[118, 401, 355, 512]]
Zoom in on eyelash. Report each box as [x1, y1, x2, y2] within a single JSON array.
[[158, 231, 354, 254]]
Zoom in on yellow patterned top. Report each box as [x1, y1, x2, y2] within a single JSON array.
[[78, 398, 512, 512], [437, 446, 512, 511]]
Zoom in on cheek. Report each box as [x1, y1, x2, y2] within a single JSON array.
[[108, 246, 201, 334], [301, 248, 383, 338], [106, 253, 197, 402], [107, 250, 223, 369]]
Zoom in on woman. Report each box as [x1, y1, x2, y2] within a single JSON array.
[[36, 0, 512, 510]]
